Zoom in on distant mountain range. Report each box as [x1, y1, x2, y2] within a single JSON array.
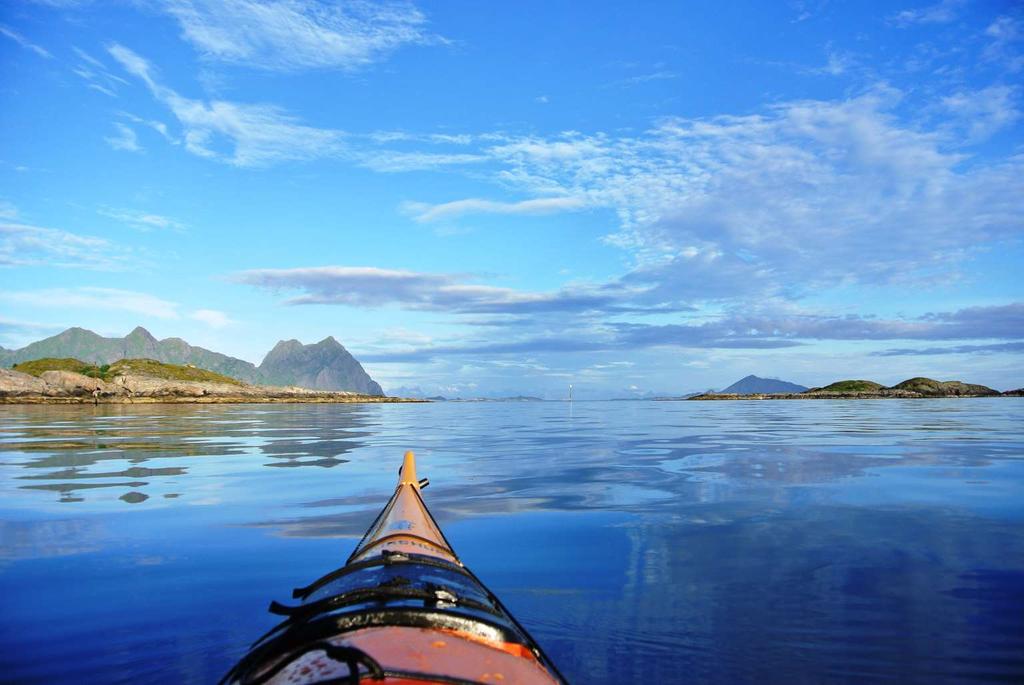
[[0, 326, 383, 396], [719, 375, 809, 394]]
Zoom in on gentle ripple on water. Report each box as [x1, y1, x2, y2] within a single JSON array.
[[0, 399, 1022, 683]]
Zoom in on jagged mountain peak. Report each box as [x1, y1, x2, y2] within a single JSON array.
[[127, 325, 157, 341], [316, 336, 342, 347], [258, 336, 382, 396], [269, 338, 303, 351], [2, 327, 384, 396]]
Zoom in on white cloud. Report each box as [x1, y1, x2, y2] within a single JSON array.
[[73, 46, 105, 69], [889, 0, 964, 26], [356, 301, 1024, 363], [191, 308, 232, 328], [333, 86, 1023, 308], [119, 112, 177, 143], [616, 70, 678, 86], [0, 316, 63, 336], [0, 288, 179, 319], [365, 131, 471, 145], [233, 85, 1021, 319], [108, 43, 345, 166], [453, 87, 1024, 298], [0, 221, 135, 270], [98, 207, 185, 231], [984, 15, 1024, 72], [105, 122, 142, 152], [804, 48, 856, 77], [159, 0, 440, 71], [71, 47, 130, 96], [0, 25, 52, 59], [0, 316, 67, 350], [357, 150, 486, 172], [942, 86, 1020, 141], [403, 196, 587, 223], [234, 265, 632, 314]]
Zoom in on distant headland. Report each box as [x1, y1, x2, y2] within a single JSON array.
[[688, 376, 1022, 400], [0, 358, 422, 405]]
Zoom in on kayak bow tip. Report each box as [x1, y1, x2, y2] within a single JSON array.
[[400, 450, 420, 488]]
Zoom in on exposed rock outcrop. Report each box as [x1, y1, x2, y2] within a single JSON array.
[[0, 367, 417, 404], [1, 326, 387, 394], [38, 370, 117, 398], [0, 368, 48, 396]]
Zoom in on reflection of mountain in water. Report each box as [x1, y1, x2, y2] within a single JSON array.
[[2, 404, 372, 503]]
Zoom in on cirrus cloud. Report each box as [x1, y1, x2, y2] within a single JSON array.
[[0, 287, 180, 319], [108, 43, 345, 166], [402, 196, 588, 223], [0, 222, 135, 271], [159, 0, 441, 71]]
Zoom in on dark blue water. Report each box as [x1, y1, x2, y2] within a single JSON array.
[[1, 400, 1022, 683]]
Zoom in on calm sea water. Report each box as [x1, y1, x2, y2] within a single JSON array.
[[1, 400, 1022, 684]]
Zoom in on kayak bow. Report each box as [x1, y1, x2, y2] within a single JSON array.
[[224, 451, 567, 685]]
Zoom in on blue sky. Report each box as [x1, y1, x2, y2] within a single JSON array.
[[1, 0, 1022, 397]]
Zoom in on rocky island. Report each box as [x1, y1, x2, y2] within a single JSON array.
[[690, 377, 1017, 400], [0, 326, 384, 395], [0, 358, 421, 405]]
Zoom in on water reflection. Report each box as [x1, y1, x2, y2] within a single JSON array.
[[0, 518, 103, 562], [520, 506, 1024, 682], [0, 400, 1022, 683], [1, 404, 372, 503]]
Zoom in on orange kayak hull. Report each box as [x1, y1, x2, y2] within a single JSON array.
[[224, 452, 566, 685]]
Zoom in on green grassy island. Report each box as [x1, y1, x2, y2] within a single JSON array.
[[13, 357, 245, 386], [690, 376, 1009, 400]]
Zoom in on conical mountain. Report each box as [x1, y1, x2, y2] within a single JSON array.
[[719, 375, 808, 394]]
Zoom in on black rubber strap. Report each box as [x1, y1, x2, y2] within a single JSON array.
[[293, 552, 469, 600], [269, 586, 498, 622]]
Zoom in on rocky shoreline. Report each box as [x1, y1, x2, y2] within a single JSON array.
[[682, 376, 1021, 400], [689, 389, 1021, 400], [0, 368, 423, 405]]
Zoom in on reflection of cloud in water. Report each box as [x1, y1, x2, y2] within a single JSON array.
[[258, 487, 555, 538], [265, 457, 348, 469], [523, 505, 1024, 682], [0, 400, 1021, 682], [2, 401, 1019, 520], [0, 518, 102, 562], [247, 435, 1018, 539]]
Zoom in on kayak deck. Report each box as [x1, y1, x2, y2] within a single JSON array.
[[224, 452, 566, 685]]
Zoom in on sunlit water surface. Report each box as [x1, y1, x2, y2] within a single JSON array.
[[1, 400, 1022, 683]]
